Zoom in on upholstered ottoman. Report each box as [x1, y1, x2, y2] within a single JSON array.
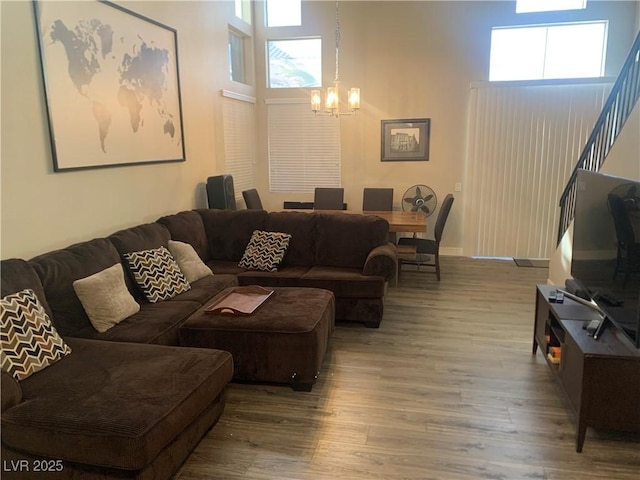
[[179, 287, 335, 391]]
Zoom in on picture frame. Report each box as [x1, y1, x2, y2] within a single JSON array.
[[34, 0, 186, 171], [381, 118, 430, 162]]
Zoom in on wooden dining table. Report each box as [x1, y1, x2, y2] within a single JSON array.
[[285, 209, 426, 233]]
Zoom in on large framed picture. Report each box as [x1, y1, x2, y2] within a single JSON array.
[[381, 118, 430, 162], [34, 0, 186, 171]]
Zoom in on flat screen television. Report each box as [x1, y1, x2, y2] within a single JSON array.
[[571, 169, 640, 348]]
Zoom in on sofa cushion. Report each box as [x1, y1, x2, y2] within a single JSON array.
[[1, 289, 72, 380], [30, 238, 124, 336], [64, 300, 201, 346], [72, 263, 140, 333], [315, 213, 389, 268], [168, 240, 213, 283], [205, 260, 246, 276], [237, 266, 310, 287], [0, 259, 54, 321], [1, 371, 22, 411], [109, 222, 172, 254], [123, 246, 191, 303], [170, 274, 238, 306], [157, 210, 211, 262], [1, 337, 233, 471], [300, 266, 387, 298], [265, 211, 317, 266], [197, 209, 268, 261], [238, 230, 291, 272]]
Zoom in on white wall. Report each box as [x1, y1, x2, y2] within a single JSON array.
[[1, 0, 252, 259]]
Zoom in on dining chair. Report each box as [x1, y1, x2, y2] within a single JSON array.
[[242, 189, 263, 210], [314, 188, 344, 210], [362, 188, 394, 211], [397, 193, 454, 281]]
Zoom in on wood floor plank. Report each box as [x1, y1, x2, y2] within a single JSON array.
[[175, 257, 640, 479]]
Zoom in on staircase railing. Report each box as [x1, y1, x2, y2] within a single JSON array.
[[557, 31, 640, 244]]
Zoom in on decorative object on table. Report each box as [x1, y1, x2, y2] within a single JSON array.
[[310, 0, 360, 117], [381, 118, 430, 161], [34, 0, 185, 171], [402, 185, 437, 217], [205, 286, 275, 316]]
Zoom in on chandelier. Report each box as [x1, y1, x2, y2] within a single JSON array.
[[311, 0, 360, 117]]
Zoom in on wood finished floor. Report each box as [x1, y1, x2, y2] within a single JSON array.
[[175, 257, 640, 480]]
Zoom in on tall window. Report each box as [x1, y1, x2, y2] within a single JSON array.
[[489, 22, 607, 81], [228, 28, 248, 84], [267, 38, 321, 88], [268, 101, 340, 192], [234, 0, 251, 24], [223, 95, 256, 196], [266, 0, 301, 27]]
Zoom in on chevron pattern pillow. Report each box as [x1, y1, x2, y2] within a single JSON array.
[[123, 246, 191, 303], [1, 289, 72, 381], [238, 230, 292, 272]]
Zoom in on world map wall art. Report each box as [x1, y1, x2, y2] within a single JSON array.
[[34, 1, 186, 171]]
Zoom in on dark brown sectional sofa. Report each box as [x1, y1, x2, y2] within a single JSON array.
[[1, 208, 397, 479]]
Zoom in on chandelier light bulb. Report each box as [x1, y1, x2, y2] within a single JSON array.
[[311, 90, 322, 112], [348, 87, 360, 111]]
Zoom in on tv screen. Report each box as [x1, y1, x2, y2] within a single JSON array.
[[571, 169, 640, 348]]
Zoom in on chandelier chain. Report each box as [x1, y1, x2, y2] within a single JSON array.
[[334, 0, 340, 83]]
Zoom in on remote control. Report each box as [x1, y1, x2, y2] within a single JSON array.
[[583, 319, 600, 336]]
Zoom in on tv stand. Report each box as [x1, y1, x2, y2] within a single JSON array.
[[533, 285, 640, 452]]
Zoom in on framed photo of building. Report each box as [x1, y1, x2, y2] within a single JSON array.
[[381, 118, 430, 162], [34, 0, 186, 171]]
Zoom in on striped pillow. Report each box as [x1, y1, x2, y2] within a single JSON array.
[[238, 230, 291, 272], [1, 289, 72, 381], [123, 246, 191, 303]]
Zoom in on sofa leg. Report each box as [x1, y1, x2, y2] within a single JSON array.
[[291, 382, 313, 392], [291, 372, 316, 392]]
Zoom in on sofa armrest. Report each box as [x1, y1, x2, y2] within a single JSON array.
[[1, 371, 22, 412], [362, 243, 397, 281]]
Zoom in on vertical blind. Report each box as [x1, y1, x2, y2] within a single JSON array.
[[464, 82, 612, 259], [267, 100, 340, 193], [222, 93, 256, 196]]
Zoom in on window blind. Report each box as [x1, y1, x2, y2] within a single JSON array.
[[267, 100, 340, 193], [222, 93, 256, 196], [464, 81, 611, 258]]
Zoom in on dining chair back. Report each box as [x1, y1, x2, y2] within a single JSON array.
[[242, 189, 263, 210], [362, 188, 394, 211], [314, 188, 344, 210]]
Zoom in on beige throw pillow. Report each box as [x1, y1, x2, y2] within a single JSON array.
[[167, 240, 213, 283], [73, 263, 140, 333]]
